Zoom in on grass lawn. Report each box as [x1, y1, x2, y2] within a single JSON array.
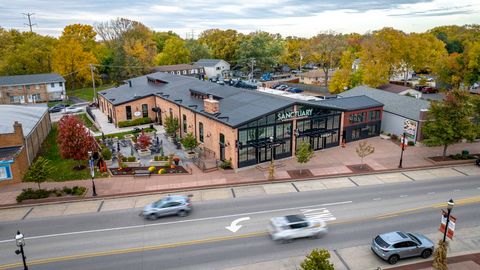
[[47, 100, 74, 108], [67, 84, 114, 102], [77, 113, 99, 132], [96, 127, 156, 140], [36, 125, 108, 181]]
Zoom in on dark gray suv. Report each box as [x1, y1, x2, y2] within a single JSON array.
[[371, 231, 434, 264]]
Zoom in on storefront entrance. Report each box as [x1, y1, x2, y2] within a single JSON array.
[[258, 146, 273, 163]]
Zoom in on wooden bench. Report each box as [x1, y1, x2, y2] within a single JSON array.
[[134, 169, 151, 178]]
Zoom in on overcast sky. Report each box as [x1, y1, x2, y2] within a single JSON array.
[[1, 0, 479, 38]]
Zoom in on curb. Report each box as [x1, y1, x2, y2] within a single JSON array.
[[0, 162, 477, 210]]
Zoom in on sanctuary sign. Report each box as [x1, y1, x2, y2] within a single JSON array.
[[277, 108, 313, 121]]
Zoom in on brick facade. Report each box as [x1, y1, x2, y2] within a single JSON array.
[[0, 122, 28, 187], [0, 84, 50, 104]]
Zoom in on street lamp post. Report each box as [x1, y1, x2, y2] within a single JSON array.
[[88, 151, 97, 197], [443, 199, 455, 242], [15, 231, 28, 270], [398, 132, 406, 168]]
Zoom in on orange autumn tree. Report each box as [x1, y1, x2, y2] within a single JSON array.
[[57, 115, 97, 169]]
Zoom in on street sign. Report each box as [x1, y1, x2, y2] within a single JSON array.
[[439, 210, 456, 240]]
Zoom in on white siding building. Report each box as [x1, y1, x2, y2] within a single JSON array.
[[194, 59, 230, 79]]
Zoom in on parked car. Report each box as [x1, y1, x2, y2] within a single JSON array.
[[48, 104, 70, 113], [421, 87, 438, 94], [287, 88, 303, 93], [63, 106, 84, 114], [371, 231, 434, 265], [141, 195, 192, 220], [268, 214, 328, 243], [276, 85, 288, 90], [475, 157, 480, 166]]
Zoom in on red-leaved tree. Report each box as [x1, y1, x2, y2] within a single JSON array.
[[57, 115, 97, 168], [137, 133, 151, 150]]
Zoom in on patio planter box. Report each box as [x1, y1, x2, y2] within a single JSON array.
[[186, 151, 197, 159], [138, 149, 151, 157], [122, 161, 141, 167], [124, 134, 135, 139], [379, 134, 390, 140], [149, 160, 169, 166], [105, 159, 113, 167]]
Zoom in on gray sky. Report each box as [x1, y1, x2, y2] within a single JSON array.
[[1, 0, 479, 37]]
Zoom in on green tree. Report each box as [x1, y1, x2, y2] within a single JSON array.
[[23, 157, 54, 189], [235, 31, 284, 72], [423, 90, 477, 158], [152, 31, 180, 52], [198, 29, 241, 63], [164, 115, 179, 137], [300, 249, 334, 270], [464, 41, 480, 87], [296, 141, 314, 174], [180, 132, 198, 151], [155, 37, 190, 65], [329, 50, 362, 93], [185, 39, 212, 62], [280, 37, 309, 69]]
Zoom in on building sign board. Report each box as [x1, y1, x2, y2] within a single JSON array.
[[277, 108, 313, 121], [403, 119, 417, 142], [134, 111, 142, 117]]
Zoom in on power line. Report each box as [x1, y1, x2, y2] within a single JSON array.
[[22, 13, 36, 32]]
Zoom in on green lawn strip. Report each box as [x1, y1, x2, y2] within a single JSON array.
[[96, 127, 156, 140], [77, 113, 99, 132], [36, 125, 108, 182], [47, 100, 74, 108], [67, 84, 114, 102]]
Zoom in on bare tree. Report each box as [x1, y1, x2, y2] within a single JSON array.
[[356, 141, 375, 169]]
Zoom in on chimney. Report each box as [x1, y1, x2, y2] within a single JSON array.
[[204, 95, 219, 114], [13, 121, 24, 138], [417, 109, 429, 141], [128, 80, 132, 87]]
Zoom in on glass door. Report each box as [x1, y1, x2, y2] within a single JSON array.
[[258, 146, 272, 163]]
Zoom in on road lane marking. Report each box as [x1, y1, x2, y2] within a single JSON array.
[[301, 208, 336, 221], [225, 217, 251, 232], [454, 189, 461, 192], [400, 195, 408, 198], [1, 198, 479, 270], [373, 198, 382, 201], [428, 192, 436, 195], [0, 200, 352, 243]]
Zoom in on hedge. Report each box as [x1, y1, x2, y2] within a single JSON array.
[[118, 117, 152, 128]]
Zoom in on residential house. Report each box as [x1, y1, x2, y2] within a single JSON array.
[[97, 72, 383, 169], [298, 70, 335, 86], [339, 86, 430, 143], [194, 59, 230, 79], [0, 105, 51, 186], [0, 73, 66, 104], [377, 83, 422, 98], [152, 64, 205, 78]]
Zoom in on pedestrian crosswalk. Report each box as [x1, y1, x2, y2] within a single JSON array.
[[300, 208, 336, 221]]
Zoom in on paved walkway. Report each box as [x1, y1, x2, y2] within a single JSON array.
[[1, 137, 480, 206]]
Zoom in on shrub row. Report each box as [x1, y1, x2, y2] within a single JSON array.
[[118, 117, 152, 128], [17, 186, 86, 203]]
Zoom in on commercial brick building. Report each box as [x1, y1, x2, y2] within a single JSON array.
[[0, 73, 66, 104], [98, 73, 383, 169], [0, 105, 51, 186]]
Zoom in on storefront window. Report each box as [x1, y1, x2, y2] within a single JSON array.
[[142, 104, 148, 118], [126, 106, 132, 120]]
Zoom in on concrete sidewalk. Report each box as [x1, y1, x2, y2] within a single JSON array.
[[0, 164, 479, 222], [223, 226, 480, 270]]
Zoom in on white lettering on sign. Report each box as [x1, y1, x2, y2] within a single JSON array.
[[277, 109, 313, 121]]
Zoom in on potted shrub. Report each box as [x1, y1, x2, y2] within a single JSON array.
[[164, 116, 179, 141], [150, 155, 169, 166], [137, 132, 151, 156], [102, 147, 113, 166], [122, 156, 140, 167], [219, 158, 233, 170], [173, 157, 180, 165], [181, 132, 198, 158]]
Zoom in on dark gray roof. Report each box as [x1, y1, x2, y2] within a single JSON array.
[[313, 96, 383, 111], [99, 73, 383, 128], [152, 64, 203, 72], [0, 146, 22, 161], [0, 73, 65, 86], [194, 59, 228, 67], [339, 86, 430, 121]]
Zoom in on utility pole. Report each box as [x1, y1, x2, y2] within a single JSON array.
[[191, 29, 195, 40], [22, 13, 36, 32], [89, 64, 96, 104]]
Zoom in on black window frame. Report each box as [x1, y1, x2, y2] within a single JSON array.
[[199, 122, 204, 142], [142, 104, 148, 118], [183, 114, 187, 133], [126, 106, 132, 120]]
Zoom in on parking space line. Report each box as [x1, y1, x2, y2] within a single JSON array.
[[401, 172, 416, 181], [347, 177, 359, 187], [451, 167, 469, 176], [21, 207, 34, 220], [97, 200, 105, 212], [231, 188, 236, 198]]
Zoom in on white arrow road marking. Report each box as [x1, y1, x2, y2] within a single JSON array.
[[300, 208, 336, 221], [225, 217, 251, 233]]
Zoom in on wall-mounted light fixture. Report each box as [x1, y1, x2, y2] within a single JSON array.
[[206, 132, 211, 138]]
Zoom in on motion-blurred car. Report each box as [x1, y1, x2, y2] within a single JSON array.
[[268, 214, 328, 243], [48, 104, 70, 113], [141, 195, 192, 219], [371, 231, 434, 264], [63, 106, 83, 114]]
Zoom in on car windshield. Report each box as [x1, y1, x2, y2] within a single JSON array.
[[407, 233, 421, 245], [153, 200, 166, 208]]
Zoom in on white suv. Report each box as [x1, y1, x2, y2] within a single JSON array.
[[268, 214, 328, 243]]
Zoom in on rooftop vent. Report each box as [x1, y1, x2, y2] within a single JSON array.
[[128, 80, 132, 87]]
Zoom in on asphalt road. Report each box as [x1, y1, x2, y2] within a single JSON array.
[[1, 175, 479, 270]]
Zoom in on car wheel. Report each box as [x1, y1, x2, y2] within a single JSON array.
[[177, 210, 188, 217], [147, 214, 157, 220], [421, 249, 432, 259], [388, 255, 399, 265]]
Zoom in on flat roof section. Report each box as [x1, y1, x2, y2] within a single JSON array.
[[0, 105, 48, 136]]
